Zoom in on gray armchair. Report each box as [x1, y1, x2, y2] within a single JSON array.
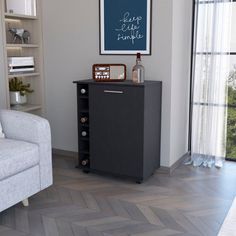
[[0, 110, 53, 212]]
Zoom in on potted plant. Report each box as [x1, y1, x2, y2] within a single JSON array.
[[9, 77, 34, 105]]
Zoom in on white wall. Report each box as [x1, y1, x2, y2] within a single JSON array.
[[169, 0, 192, 166], [42, 0, 192, 167]]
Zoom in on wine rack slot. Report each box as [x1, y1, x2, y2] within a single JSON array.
[[80, 154, 90, 168], [79, 141, 89, 152], [77, 84, 90, 169], [80, 86, 88, 96], [81, 127, 89, 138], [80, 116, 89, 125], [79, 100, 88, 111]]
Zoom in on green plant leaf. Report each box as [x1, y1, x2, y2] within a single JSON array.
[[9, 77, 34, 96]]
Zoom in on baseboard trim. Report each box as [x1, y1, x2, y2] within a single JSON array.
[[157, 152, 190, 175], [52, 149, 190, 176], [156, 167, 170, 175], [169, 152, 190, 175], [52, 148, 78, 158]]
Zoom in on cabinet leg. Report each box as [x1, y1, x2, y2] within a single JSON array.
[[22, 198, 29, 207], [83, 169, 90, 174], [136, 180, 143, 184]]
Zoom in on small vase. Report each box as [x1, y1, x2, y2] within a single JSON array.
[[10, 91, 27, 105]]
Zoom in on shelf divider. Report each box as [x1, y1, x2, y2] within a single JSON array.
[[10, 104, 42, 112], [6, 44, 39, 48], [5, 13, 38, 20], [8, 72, 40, 78]]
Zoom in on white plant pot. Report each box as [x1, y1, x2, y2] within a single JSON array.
[[10, 91, 27, 105]]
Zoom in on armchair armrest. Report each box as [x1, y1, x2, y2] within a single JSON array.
[[0, 110, 53, 189]]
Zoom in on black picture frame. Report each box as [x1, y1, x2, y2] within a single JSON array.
[[99, 0, 152, 55]]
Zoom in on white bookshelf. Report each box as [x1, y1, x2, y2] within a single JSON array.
[[8, 72, 40, 78], [0, 0, 45, 115]]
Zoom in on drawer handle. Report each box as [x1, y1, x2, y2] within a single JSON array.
[[104, 90, 124, 94]]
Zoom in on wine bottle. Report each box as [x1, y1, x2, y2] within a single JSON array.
[[81, 131, 87, 137], [80, 88, 87, 94], [80, 117, 88, 124], [132, 53, 145, 83], [81, 159, 89, 166]]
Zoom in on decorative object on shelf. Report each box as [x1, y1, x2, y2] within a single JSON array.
[[6, 0, 36, 16], [132, 53, 145, 83], [93, 64, 126, 81], [8, 57, 35, 74], [99, 0, 152, 55], [8, 27, 30, 44], [9, 77, 34, 105]]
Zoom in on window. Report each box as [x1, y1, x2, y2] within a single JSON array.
[[191, 0, 236, 162]]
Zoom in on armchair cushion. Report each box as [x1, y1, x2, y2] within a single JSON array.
[[0, 138, 39, 180], [0, 110, 52, 189]]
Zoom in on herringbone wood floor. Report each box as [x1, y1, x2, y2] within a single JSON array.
[[1, 155, 236, 236]]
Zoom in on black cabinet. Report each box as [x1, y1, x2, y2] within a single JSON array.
[[74, 80, 162, 182]]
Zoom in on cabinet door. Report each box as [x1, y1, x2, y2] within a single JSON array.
[[89, 84, 144, 178]]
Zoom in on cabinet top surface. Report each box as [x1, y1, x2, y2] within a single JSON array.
[[73, 79, 162, 87]]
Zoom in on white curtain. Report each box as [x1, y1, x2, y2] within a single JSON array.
[[190, 0, 232, 168]]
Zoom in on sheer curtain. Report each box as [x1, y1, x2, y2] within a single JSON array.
[[190, 0, 232, 168]]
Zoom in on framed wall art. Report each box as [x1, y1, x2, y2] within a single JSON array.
[[99, 0, 152, 55]]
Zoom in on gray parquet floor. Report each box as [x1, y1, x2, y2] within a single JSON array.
[[1, 155, 236, 236]]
